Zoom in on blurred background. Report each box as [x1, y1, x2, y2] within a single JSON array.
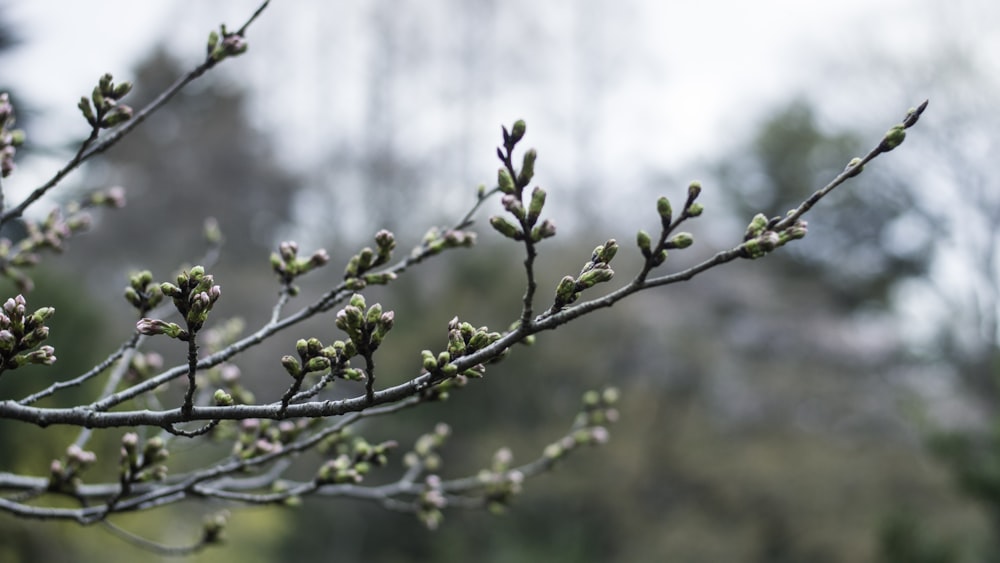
[[1, 0, 999, 561]]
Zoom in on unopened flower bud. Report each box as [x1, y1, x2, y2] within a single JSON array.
[[490, 216, 522, 240], [636, 230, 652, 257], [510, 120, 526, 144], [666, 232, 694, 249], [881, 124, 906, 152], [281, 355, 301, 378], [527, 187, 546, 224], [498, 168, 515, 194], [517, 149, 537, 187], [656, 196, 672, 226], [844, 157, 864, 178], [214, 389, 234, 406], [687, 181, 702, 201]]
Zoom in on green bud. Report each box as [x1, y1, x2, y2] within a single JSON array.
[[741, 239, 767, 259], [636, 230, 652, 257], [112, 81, 133, 99], [489, 216, 523, 240], [124, 286, 141, 307], [447, 329, 466, 357], [576, 266, 614, 289], [305, 356, 332, 373], [441, 363, 459, 377], [214, 389, 234, 406], [349, 293, 366, 310], [92, 86, 106, 111], [281, 355, 301, 378], [527, 186, 546, 224], [295, 338, 309, 357], [744, 213, 768, 240], [687, 181, 702, 201], [357, 247, 375, 270], [467, 330, 491, 351], [510, 120, 526, 144], [554, 276, 577, 305], [342, 368, 365, 381], [98, 73, 114, 95], [363, 272, 397, 285], [344, 277, 367, 291], [844, 157, 864, 178], [422, 350, 437, 372], [666, 232, 694, 249], [8, 129, 25, 147], [686, 202, 704, 217], [602, 387, 620, 405], [437, 351, 451, 367], [78, 97, 96, 125], [99, 105, 133, 128], [344, 255, 360, 278], [30, 306, 55, 326], [651, 249, 667, 267], [207, 30, 220, 54], [498, 168, 515, 194], [365, 303, 383, 327], [517, 149, 537, 187], [530, 219, 557, 242], [656, 196, 672, 226], [881, 124, 906, 152], [583, 390, 600, 407], [598, 239, 618, 263]]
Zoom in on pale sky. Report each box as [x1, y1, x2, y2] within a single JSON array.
[[2, 0, 923, 202]]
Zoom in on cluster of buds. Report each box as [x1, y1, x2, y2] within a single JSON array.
[[343, 230, 397, 290], [281, 336, 343, 381], [477, 447, 525, 515], [207, 25, 248, 63], [22, 207, 92, 253], [637, 182, 703, 268], [0, 294, 56, 370], [0, 189, 126, 292], [440, 317, 501, 370], [0, 93, 25, 177], [403, 423, 451, 472], [334, 293, 394, 359], [233, 418, 310, 459], [417, 226, 477, 258], [543, 388, 618, 463], [417, 474, 447, 530], [119, 433, 169, 483], [137, 266, 221, 338], [315, 437, 397, 485], [78, 73, 133, 130], [739, 212, 809, 260], [123, 270, 164, 316], [551, 239, 619, 311], [48, 444, 97, 493], [490, 119, 558, 244], [269, 240, 329, 295], [419, 320, 501, 399], [68, 186, 127, 213]]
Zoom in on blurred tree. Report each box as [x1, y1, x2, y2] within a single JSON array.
[[712, 99, 930, 308], [68, 47, 299, 281]]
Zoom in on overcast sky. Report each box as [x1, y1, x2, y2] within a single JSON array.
[[2, 0, 925, 191], [2, 0, 996, 241]]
